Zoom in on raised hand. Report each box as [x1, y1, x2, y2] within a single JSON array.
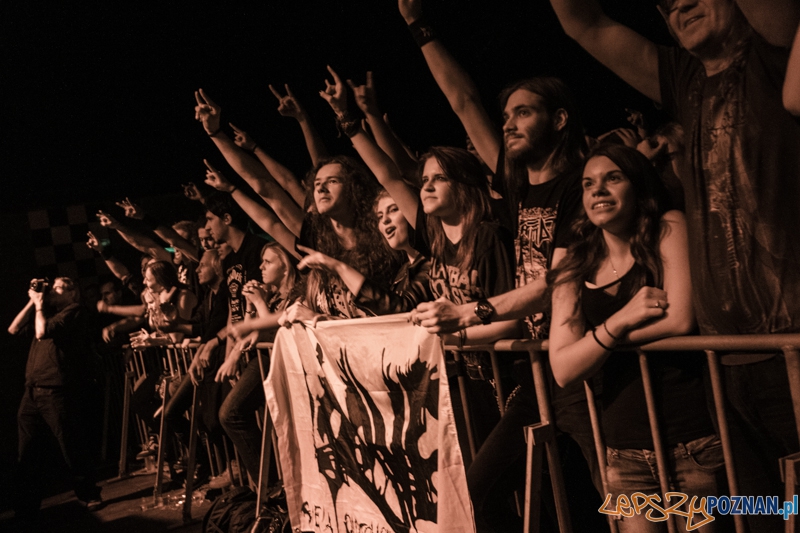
[[625, 107, 648, 138], [636, 136, 668, 161], [229, 123, 257, 151], [296, 244, 338, 272], [347, 71, 380, 116], [319, 65, 348, 115], [116, 197, 144, 220], [203, 159, 235, 192], [597, 127, 641, 149], [269, 84, 305, 119], [194, 88, 222, 135], [96, 210, 120, 229], [182, 182, 204, 202], [398, 0, 422, 24], [86, 231, 103, 253]]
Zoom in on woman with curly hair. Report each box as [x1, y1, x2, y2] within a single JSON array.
[[548, 144, 723, 532]]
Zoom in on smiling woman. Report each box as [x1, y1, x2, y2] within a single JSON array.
[[547, 144, 722, 532]]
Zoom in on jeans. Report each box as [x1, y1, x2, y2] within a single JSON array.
[[14, 386, 101, 517], [219, 351, 267, 483], [606, 434, 725, 533]]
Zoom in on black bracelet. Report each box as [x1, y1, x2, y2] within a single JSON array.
[[336, 112, 361, 138], [228, 186, 237, 194], [408, 16, 437, 48], [208, 127, 221, 137], [592, 327, 614, 351], [602, 321, 621, 342]]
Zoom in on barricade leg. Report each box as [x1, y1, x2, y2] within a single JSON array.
[[153, 374, 171, 505], [637, 351, 677, 533], [706, 350, 746, 533], [527, 349, 572, 533], [116, 368, 135, 479], [523, 422, 550, 533], [584, 381, 618, 533], [488, 349, 506, 415], [779, 452, 800, 533], [182, 383, 201, 525], [452, 350, 478, 464]]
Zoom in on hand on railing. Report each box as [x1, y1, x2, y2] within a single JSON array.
[[410, 297, 466, 334]]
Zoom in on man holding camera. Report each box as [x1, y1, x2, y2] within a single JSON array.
[[7, 277, 103, 519]]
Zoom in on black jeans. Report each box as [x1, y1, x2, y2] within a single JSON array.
[[14, 386, 100, 516]]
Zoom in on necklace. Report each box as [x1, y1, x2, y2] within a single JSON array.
[[609, 255, 621, 280]]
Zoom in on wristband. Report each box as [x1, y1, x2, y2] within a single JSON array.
[[592, 327, 614, 351], [602, 321, 620, 342], [228, 186, 237, 194], [208, 127, 221, 137], [408, 17, 437, 47], [336, 111, 361, 138]]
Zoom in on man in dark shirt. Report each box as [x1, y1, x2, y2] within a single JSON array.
[[7, 277, 103, 518]]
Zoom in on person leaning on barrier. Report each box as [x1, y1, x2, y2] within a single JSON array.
[[548, 0, 800, 530], [7, 277, 104, 518], [549, 144, 723, 532]]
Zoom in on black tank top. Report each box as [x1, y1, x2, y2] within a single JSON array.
[[581, 263, 713, 449]]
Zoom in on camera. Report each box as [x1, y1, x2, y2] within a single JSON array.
[[30, 278, 49, 293]]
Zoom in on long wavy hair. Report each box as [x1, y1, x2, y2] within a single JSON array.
[[302, 156, 402, 313], [418, 146, 493, 272], [547, 144, 672, 304], [146, 260, 181, 291]]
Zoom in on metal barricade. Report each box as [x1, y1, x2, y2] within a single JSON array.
[[484, 334, 800, 533]]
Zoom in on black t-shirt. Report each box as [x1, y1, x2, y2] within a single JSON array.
[[25, 303, 94, 388], [223, 232, 267, 324], [515, 170, 582, 338], [355, 254, 433, 315], [658, 32, 800, 340], [582, 263, 713, 449], [412, 201, 515, 303]]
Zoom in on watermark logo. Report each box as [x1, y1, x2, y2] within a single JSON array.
[[600, 493, 799, 530]]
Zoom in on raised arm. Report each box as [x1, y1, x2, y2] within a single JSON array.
[[194, 89, 305, 234], [87, 231, 132, 282], [203, 161, 300, 258], [398, 0, 501, 172], [116, 198, 200, 263], [229, 121, 306, 207], [735, 0, 800, 48], [8, 295, 35, 335], [348, 72, 419, 179], [269, 83, 329, 167], [319, 66, 420, 228], [549, 0, 661, 103], [97, 210, 171, 262], [785, 21, 800, 115]]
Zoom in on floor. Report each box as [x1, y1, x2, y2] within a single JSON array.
[[0, 469, 215, 533]]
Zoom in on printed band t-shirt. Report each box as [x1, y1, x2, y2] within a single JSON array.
[[223, 232, 267, 324], [412, 201, 515, 303], [658, 33, 800, 342], [515, 170, 582, 338]]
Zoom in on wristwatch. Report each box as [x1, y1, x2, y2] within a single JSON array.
[[474, 299, 495, 325]]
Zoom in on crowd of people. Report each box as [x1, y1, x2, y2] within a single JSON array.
[[7, 0, 800, 531]]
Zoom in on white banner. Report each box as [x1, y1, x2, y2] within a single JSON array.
[[265, 315, 475, 533]]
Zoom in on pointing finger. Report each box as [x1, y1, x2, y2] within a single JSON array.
[[284, 84, 295, 97], [203, 158, 218, 172], [326, 65, 342, 85], [366, 70, 373, 88], [194, 90, 204, 106], [229, 122, 242, 133]]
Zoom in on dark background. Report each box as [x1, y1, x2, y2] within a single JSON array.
[[0, 0, 672, 505]]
